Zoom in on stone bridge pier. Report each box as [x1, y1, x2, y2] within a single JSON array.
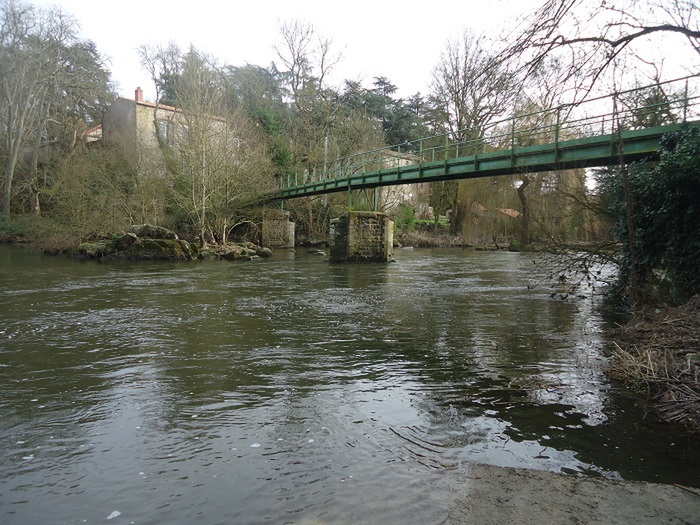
[[261, 210, 295, 248], [329, 211, 394, 263]]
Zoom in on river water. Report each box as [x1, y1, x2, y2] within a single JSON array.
[[0, 245, 697, 524]]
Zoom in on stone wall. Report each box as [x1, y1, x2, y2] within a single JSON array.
[[330, 211, 394, 263], [262, 210, 295, 248]]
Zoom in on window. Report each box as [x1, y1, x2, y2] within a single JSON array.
[[157, 120, 174, 146]]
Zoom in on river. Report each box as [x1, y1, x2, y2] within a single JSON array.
[[0, 245, 697, 524]]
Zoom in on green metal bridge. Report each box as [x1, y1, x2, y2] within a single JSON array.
[[269, 76, 700, 202]]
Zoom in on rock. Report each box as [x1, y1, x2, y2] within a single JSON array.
[[73, 230, 263, 263], [121, 239, 191, 260], [178, 240, 198, 259], [115, 232, 138, 251], [129, 224, 179, 240], [242, 242, 262, 252], [75, 240, 115, 258], [221, 248, 245, 261]]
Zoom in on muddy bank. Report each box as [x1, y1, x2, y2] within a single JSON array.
[[447, 463, 700, 524]]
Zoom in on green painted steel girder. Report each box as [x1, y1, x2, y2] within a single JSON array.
[[268, 121, 700, 202]]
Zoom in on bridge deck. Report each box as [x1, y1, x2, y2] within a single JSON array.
[[270, 121, 699, 201]]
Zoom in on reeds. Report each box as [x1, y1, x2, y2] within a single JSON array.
[[609, 296, 700, 432]]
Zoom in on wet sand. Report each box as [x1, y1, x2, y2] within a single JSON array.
[[447, 463, 700, 524]]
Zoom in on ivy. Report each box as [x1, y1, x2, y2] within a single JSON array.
[[607, 126, 700, 306]]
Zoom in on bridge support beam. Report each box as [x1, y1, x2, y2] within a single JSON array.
[[262, 209, 295, 248], [329, 211, 394, 263]]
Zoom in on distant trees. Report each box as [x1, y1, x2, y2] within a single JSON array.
[[430, 30, 515, 142]]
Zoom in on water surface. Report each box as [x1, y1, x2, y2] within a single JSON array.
[[0, 245, 696, 524]]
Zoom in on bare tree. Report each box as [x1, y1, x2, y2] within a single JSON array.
[[430, 30, 515, 142], [499, 0, 700, 95], [141, 44, 273, 244], [429, 29, 516, 234], [0, 0, 79, 217], [273, 19, 341, 108]]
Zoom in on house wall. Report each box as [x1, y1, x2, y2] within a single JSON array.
[[103, 97, 182, 174], [102, 98, 137, 150]]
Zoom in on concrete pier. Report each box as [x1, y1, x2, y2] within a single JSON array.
[[329, 211, 394, 263], [261, 210, 295, 248]]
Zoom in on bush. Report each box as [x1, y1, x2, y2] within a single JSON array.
[[393, 203, 415, 231], [604, 126, 700, 306]]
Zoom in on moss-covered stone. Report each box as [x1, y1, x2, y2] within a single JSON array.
[[116, 232, 138, 251], [72, 226, 266, 263], [178, 240, 197, 259], [76, 240, 116, 258], [129, 224, 178, 240], [221, 248, 244, 261], [122, 239, 189, 260]]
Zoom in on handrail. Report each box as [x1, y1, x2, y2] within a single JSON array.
[[279, 74, 700, 191]]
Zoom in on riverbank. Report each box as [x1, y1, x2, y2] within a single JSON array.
[[608, 295, 700, 433], [446, 463, 700, 524]]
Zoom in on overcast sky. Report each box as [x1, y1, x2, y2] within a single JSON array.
[[28, 0, 698, 104], [30, 0, 540, 101]]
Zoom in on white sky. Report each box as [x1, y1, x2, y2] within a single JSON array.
[[29, 0, 698, 104], [31, 0, 538, 101]]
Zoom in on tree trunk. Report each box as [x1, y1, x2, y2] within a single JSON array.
[[517, 175, 530, 248]]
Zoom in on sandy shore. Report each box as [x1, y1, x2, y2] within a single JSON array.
[[446, 463, 700, 524]]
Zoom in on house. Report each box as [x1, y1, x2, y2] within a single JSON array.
[[102, 87, 180, 170], [81, 124, 102, 143], [380, 149, 431, 218], [102, 87, 235, 179]]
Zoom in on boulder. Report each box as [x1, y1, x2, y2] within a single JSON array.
[[121, 239, 191, 260], [129, 224, 179, 240], [221, 248, 245, 261], [178, 240, 198, 259], [76, 240, 115, 258], [115, 232, 138, 250]]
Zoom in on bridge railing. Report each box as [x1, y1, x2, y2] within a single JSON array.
[[280, 75, 700, 191]]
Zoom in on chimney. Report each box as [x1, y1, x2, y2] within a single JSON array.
[[135, 86, 143, 102]]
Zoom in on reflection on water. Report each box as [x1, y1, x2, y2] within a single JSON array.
[[0, 245, 697, 524]]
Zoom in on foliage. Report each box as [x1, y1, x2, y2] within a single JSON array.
[[43, 146, 143, 236], [0, 213, 26, 240], [393, 203, 416, 231], [603, 126, 700, 307], [140, 45, 274, 245]]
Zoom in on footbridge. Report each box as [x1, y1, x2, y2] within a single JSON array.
[[269, 76, 700, 201], [260, 76, 700, 261]]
